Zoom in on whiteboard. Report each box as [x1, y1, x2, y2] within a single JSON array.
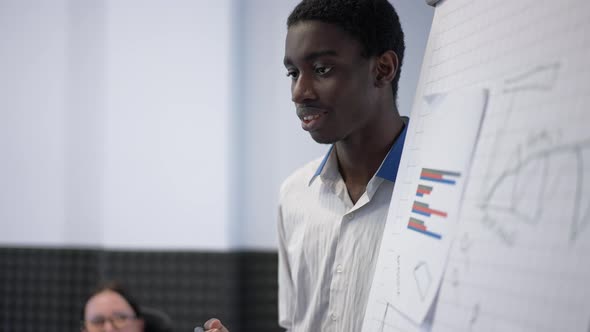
[[364, 0, 590, 330]]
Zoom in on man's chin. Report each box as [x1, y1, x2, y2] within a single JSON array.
[[309, 131, 337, 145]]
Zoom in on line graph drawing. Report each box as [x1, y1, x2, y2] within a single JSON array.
[[480, 139, 590, 243], [475, 62, 590, 245], [482, 63, 561, 193]]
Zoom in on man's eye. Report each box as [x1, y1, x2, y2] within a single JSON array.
[[315, 66, 332, 75], [286, 70, 299, 79]]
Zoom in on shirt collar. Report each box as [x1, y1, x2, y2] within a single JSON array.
[[309, 119, 408, 185]]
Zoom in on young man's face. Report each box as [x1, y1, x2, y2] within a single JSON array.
[[284, 21, 380, 144]]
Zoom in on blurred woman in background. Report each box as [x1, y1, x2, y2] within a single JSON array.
[[81, 282, 145, 332]]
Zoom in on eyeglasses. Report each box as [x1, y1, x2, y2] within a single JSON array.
[[84, 313, 137, 331]]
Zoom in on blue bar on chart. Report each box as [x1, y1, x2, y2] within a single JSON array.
[[416, 184, 433, 197], [420, 168, 461, 185], [407, 217, 442, 239]]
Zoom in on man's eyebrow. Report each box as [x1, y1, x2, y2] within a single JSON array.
[[284, 50, 339, 66], [304, 50, 338, 61]]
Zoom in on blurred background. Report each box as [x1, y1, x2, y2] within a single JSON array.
[[0, 0, 432, 331]]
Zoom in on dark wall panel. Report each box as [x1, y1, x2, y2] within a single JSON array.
[[0, 247, 281, 332]]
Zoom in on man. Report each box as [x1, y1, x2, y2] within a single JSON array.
[[278, 0, 407, 330], [206, 0, 407, 331]]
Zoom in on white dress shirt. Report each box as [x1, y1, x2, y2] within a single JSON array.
[[278, 123, 408, 332]]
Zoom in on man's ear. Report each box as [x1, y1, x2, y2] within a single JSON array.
[[374, 50, 398, 88]]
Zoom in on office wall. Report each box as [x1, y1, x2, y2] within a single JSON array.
[[0, 0, 70, 246], [0, 0, 233, 250], [392, 0, 435, 117], [100, 0, 233, 249]]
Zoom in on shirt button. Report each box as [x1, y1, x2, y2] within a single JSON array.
[[336, 264, 343, 273], [346, 212, 355, 220], [331, 313, 338, 321]]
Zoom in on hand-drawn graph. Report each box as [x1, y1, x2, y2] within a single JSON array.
[[432, 58, 590, 331], [481, 63, 561, 192], [480, 139, 590, 244], [432, 57, 590, 331], [476, 62, 590, 245]]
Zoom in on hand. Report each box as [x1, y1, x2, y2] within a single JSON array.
[[203, 318, 229, 332]]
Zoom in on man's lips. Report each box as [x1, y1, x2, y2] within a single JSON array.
[[297, 107, 328, 131], [296, 106, 328, 121], [302, 113, 322, 123]]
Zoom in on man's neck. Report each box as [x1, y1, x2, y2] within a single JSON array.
[[336, 111, 405, 203]]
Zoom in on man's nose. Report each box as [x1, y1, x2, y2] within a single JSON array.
[[291, 73, 317, 104]]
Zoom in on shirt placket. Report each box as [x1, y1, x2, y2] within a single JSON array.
[[325, 178, 358, 331]]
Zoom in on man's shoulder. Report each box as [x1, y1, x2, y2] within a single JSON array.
[[279, 156, 324, 198]]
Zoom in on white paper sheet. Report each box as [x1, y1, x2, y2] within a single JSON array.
[[362, 89, 487, 330]]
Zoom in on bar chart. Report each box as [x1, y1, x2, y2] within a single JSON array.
[[363, 89, 488, 329], [408, 168, 460, 240]]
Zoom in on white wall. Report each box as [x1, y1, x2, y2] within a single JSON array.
[[391, 0, 435, 117], [101, 0, 233, 249], [0, 0, 233, 250], [0, 0, 432, 251], [0, 1, 69, 246], [63, 0, 106, 246]]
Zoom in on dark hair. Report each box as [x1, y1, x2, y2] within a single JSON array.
[[81, 281, 143, 320], [287, 0, 405, 102]]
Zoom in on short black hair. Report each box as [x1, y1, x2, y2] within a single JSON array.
[[287, 0, 405, 103]]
